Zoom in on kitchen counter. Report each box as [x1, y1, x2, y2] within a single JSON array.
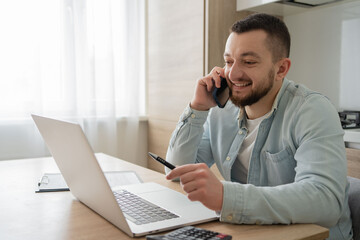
[[344, 129, 360, 149]]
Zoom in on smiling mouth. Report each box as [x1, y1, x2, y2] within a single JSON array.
[[229, 80, 252, 87]]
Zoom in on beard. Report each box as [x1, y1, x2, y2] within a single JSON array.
[[229, 68, 275, 108]]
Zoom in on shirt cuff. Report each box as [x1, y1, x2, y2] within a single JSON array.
[[179, 103, 209, 125], [220, 181, 245, 223]]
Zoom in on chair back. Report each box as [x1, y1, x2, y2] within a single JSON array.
[[348, 176, 360, 240], [346, 148, 360, 179]]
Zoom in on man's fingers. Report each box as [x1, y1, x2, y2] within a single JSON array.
[[166, 163, 207, 180], [201, 76, 215, 92], [181, 179, 198, 193], [165, 164, 199, 180], [201, 67, 224, 91], [187, 189, 206, 202], [210, 67, 225, 88]]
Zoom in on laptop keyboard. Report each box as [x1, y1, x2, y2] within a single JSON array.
[[113, 189, 179, 225]]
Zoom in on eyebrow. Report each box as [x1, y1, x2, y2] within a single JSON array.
[[224, 51, 261, 59]]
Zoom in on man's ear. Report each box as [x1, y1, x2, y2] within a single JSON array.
[[275, 58, 291, 81]]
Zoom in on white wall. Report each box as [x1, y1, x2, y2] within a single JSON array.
[[284, 0, 360, 111]]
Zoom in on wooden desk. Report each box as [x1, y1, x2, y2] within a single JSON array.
[[0, 154, 329, 240]]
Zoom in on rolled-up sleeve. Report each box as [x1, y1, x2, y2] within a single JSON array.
[[165, 104, 210, 174]]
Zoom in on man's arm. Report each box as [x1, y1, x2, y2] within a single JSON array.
[[165, 67, 227, 210], [165, 67, 226, 175], [165, 105, 211, 175]]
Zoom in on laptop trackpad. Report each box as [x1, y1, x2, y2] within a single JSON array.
[[121, 182, 215, 219], [120, 183, 211, 215]]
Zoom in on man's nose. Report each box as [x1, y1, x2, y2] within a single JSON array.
[[228, 64, 244, 81]]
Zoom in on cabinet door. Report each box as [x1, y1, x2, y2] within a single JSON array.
[[206, 0, 254, 72], [147, 0, 204, 172]]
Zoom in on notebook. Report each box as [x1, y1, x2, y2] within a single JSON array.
[[36, 171, 142, 193], [31, 114, 218, 237]]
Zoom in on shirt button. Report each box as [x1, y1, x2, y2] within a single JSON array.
[[238, 130, 243, 134], [226, 156, 231, 161], [191, 114, 195, 118], [226, 215, 233, 221]]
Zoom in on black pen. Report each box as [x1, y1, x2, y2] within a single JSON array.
[[148, 152, 176, 170]]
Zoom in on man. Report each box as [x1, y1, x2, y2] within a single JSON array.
[[165, 13, 352, 239]]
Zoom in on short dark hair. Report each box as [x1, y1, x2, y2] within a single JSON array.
[[231, 13, 291, 62]]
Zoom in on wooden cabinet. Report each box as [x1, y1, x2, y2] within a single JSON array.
[[147, 0, 204, 172], [146, 0, 252, 172]]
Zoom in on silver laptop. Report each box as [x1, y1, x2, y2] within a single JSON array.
[[31, 114, 218, 237]]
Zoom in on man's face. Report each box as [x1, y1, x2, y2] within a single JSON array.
[[224, 30, 277, 108]]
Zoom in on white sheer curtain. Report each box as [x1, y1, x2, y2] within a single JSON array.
[[0, 0, 147, 164]]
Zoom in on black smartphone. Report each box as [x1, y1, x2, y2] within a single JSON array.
[[212, 77, 229, 108]]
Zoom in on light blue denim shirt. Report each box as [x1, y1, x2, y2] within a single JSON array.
[[166, 79, 353, 240]]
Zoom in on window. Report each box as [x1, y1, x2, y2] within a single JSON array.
[[0, 0, 145, 120], [0, 0, 146, 162]]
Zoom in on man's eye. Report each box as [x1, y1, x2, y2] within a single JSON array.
[[244, 61, 256, 65]]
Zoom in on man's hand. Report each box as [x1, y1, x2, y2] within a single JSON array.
[[190, 67, 226, 111], [166, 163, 223, 212]]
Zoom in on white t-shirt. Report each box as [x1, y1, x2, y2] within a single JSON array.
[[231, 113, 269, 183]]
